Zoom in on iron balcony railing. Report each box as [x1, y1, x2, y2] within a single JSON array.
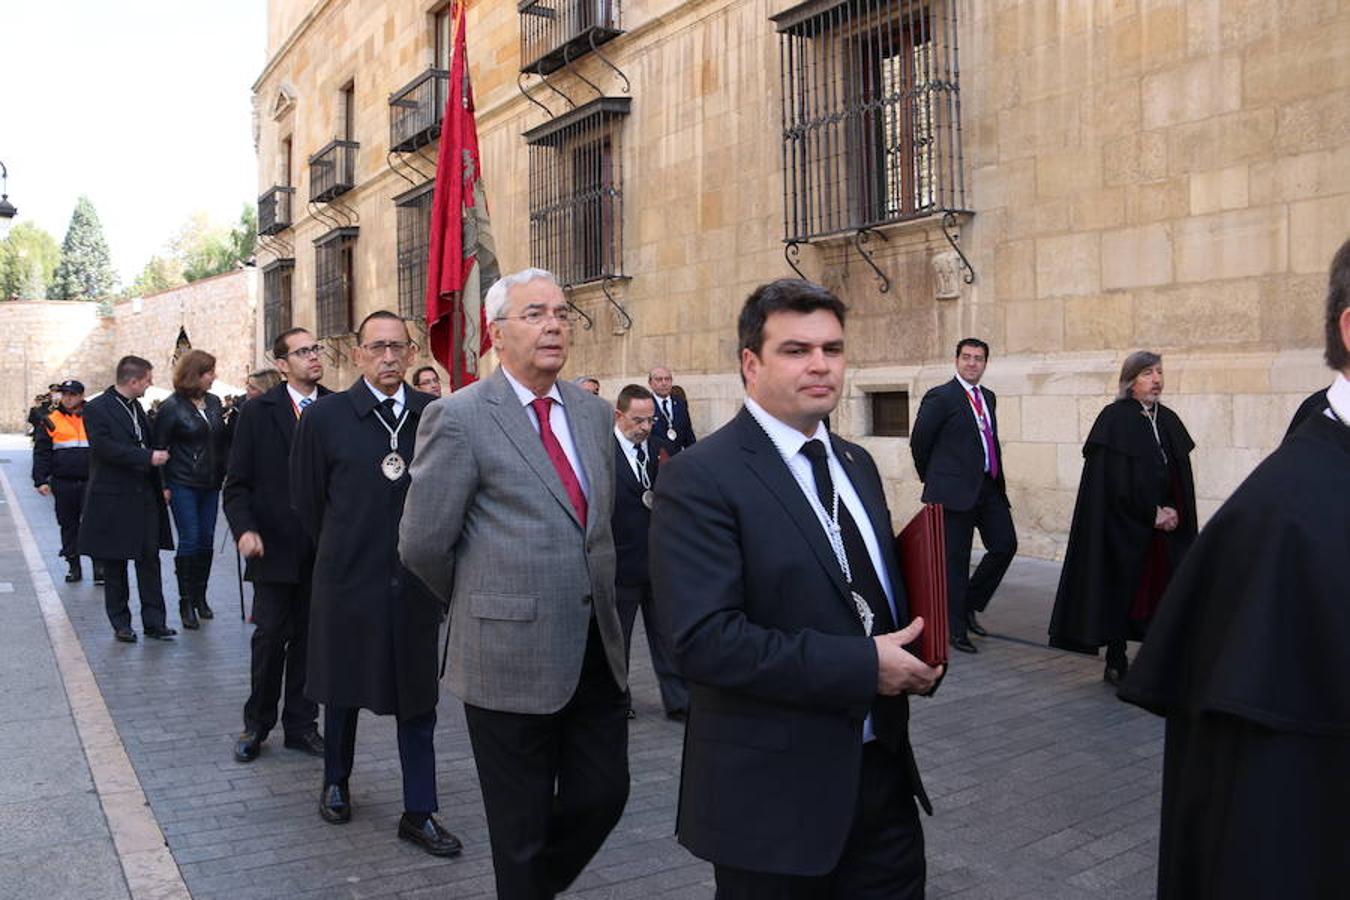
[[519, 0, 623, 76], [257, 186, 295, 235], [389, 68, 450, 153], [308, 140, 359, 203]]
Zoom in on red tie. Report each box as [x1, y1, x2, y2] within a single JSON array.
[[530, 398, 588, 527], [968, 387, 1001, 481]]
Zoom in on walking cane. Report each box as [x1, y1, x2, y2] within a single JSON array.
[[236, 548, 246, 621]]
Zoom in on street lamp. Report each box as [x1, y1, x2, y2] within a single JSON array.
[[0, 161, 16, 240]]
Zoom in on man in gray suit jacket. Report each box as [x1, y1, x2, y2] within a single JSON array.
[[401, 268, 629, 900]]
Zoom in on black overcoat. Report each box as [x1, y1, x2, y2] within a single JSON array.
[[1119, 413, 1350, 898], [1049, 398, 1196, 653], [290, 379, 440, 717], [77, 388, 174, 559], [611, 435, 661, 587], [222, 382, 331, 584]]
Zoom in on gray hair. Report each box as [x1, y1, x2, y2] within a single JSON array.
[[573, 375, 599, 386], [484, 267, 559, 322], [1117, 351, 1162, 400]]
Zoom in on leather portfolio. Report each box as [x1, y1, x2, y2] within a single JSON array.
[[896, 503, 949, 667]]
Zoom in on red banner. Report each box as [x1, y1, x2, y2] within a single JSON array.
[[425, 1, 498, 389]]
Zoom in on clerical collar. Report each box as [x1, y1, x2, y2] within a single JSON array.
[[1327, 373, 1350, 426]]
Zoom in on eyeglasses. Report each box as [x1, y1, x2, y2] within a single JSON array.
[[621, 414, 656, 425], [285, 344, 323, 360], [495, 307, 574, 327], [359, 340, 414, 356]]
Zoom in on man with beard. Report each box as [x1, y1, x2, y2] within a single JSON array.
[[291, 311, 460, 856], [1049, 352, 1197, 684], [1118, 239, 1350, 898], [225, 327, 329, 763]]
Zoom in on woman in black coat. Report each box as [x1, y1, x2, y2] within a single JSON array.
[[1049, 351, 1197, 684], [152, 349, 228, 629]]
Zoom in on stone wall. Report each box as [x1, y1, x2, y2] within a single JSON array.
[[257, 0, 1350, 557], [0, 269, 259, 433]]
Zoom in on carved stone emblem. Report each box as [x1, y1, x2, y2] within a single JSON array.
[[932, 250, 962, 300]]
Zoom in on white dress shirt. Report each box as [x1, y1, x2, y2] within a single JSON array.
[[286, 384, 318, 415], [502, 368, 591, 498], [363, 379, 407, 418], [955, 374, 993, 474], [1326, 373, 1350, 425], [745, 397, 898, 744], [614, 426, 650, 487]]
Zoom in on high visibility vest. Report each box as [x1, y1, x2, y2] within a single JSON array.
[[47, 410, 90, 450]]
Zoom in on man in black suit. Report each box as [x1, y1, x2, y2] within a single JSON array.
[[79, 356, 177, 643], [612, 383, 687, 720], [649, 365, 696, 453], [224, 327, 329, 764], [651, 279, 942, 898], [291, 311, 460, 857], [910, 339, 1018, 653]]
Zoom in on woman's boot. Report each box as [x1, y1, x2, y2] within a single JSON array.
[[175, 557, 199, 629], [194, 552, 215, 620]]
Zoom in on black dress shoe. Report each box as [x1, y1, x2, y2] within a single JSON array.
[[92, 562, 106, 586], [966, 612, 988, 637], [64, 558, 83, 583], [284, 731, 325, 756], [320, 783, 351, 824], [398, 814, 463, 857], [234, 731, 262, 763], [950, 635, 978, 654], [144, 626, 177, 640], [1103, 666, 1125, 686], [114, 628, 138, 643]]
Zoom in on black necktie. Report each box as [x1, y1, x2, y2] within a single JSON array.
[[801, 439, 895, 635], [634, 443, 651, 489], [377, 397, 398, 429]]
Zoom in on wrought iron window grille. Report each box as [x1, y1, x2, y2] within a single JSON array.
[[258, 186, 296, 235], [314, 228, 359, 339], [520, 0, 624, 77], [262, 258, 295, 348], [389, 68, 450, 154], [308, 140, 359, 203], [525, 97, 630, 307], [394, 181, 436, 320], [772, 0, 973, 290]]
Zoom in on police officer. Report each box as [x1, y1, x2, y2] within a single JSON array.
[[33, 380, 98, 583]]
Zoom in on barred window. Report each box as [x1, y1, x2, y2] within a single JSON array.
[[869, 390, 910, 437], [520, 0, 623, 76], [524, 97, 629, 287], [262, 259, 294, 348], [314, 228, 358, 339], [395, 183, 435, 319], [773, 0, 966, 242]]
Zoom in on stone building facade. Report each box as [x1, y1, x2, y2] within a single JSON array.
[[0, 269, 259, 432], [253, 0, 1350, 558]]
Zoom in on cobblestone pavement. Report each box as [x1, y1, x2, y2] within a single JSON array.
[[3, 441, 1162, 898]]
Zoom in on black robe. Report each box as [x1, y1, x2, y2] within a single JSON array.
[[1049, 398, 1197, 653], [1282, 387, 1330, 442], [290, 380, 441, 717], [1118, 412, 1350, 899]]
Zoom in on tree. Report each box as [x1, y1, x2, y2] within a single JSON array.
[[50, 196, 117, 300], [0, 222, 62, 300], [169, 205, 257, 284], [130, 255, 186, 296]]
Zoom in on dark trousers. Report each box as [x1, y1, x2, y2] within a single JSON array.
[[324, 705, 437, 815], [464, 619, 630, 900], [944, 477, 1018, 639], [101, 553, 167, 632], [616, 582, 688, 714], [714, 741, 925, 899], [50, 476, 86, 560], [243, 581, 317, 739]]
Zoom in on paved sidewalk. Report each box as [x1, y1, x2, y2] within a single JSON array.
[[0, 437, 1163, 898]]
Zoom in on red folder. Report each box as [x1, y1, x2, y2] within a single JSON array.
[[896, 503, 948, 667]]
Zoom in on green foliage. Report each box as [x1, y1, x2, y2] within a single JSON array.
[[0, 222, 62, 300], [50, 196, 118, 300], [132, 204, 257, 291], [130, 255, 186, 296]]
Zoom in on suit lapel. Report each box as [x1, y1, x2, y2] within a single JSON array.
[[831, 434, 906, 616], [613, 438, 641, 495], [485, 370, 583, 529], [735, 410, 857, 623], [562, 381, 605, 537], [269, 389, 298, 450]]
